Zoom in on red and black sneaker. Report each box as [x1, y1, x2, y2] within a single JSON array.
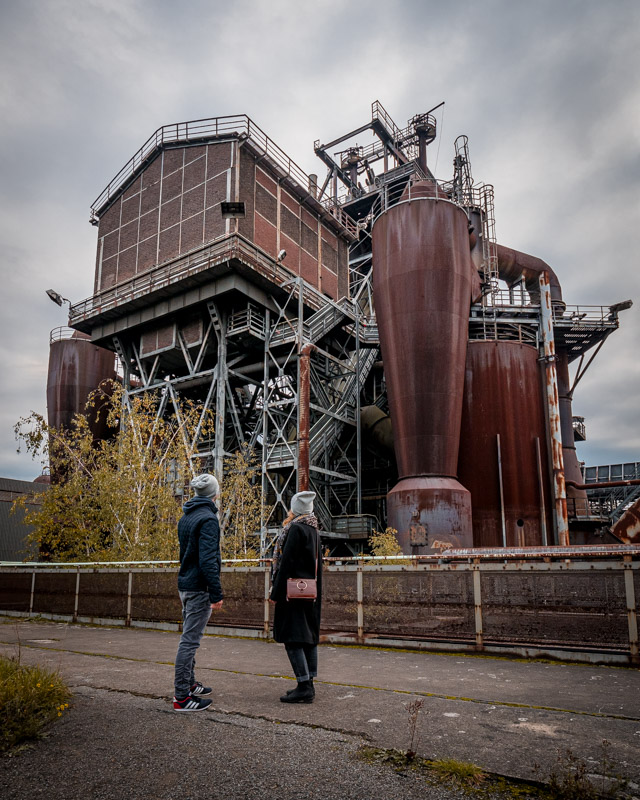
[[190, 681, 212, 696], [173, 694, 212, 712]]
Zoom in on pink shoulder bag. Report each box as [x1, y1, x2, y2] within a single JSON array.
[[286, 540, 319, 601]]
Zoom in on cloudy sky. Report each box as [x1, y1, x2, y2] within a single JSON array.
[[0, 0, 638, 481]]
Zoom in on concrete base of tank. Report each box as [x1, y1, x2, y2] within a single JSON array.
[[387, 476, 473, 554]]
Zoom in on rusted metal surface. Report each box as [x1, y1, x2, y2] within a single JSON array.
[[47, 332, 115, 438], [624, 566, 639, 657], [458, 340, 553, 547], [372, 187, 474, 552], [438, 544, 640, 558], [76, 572, 129, 620], [556, 351, 588, 514], [473, 569, 483, 648], [297, 343, 316, 491], [387, 477, 474, 551], [539, 274, 569, 546], [496, 243, 563, 306], [612, 498, 640, 544]]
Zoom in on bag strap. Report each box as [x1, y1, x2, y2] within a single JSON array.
[[314, 531, 319, 579]]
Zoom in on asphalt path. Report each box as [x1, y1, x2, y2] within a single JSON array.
[[1, 618, 639, 798]]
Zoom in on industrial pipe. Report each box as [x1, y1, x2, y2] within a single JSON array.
[[360, 405, 394, 456], [566, 479, 640, 491], [297, 343, 316, 492], [557, 352, 588, 503], [539, 273, 569, 546], [497, 244, 563, 306]]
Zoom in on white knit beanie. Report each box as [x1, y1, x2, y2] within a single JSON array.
[[191, 473, 220, 498], [291, 491, 315, 515]]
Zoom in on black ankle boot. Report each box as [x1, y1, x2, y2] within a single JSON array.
[[280, 680, 314, 703], [286, 678, 315, 697]]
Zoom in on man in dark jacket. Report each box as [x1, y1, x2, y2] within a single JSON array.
[[173, 473, 223, 711]]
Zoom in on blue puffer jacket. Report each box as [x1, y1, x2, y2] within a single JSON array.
[[177, 496, 223, 603]]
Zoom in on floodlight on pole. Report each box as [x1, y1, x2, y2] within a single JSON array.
[[46, 289, 71, 307]]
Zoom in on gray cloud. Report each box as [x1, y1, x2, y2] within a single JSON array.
[[1, 0, 638, 480]]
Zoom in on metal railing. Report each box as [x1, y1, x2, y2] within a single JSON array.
[[92, 115, 309, 219], [90, 113, 358, 239], [2, 548, 638, 665], [50, 326, 82, 344], [554, 304, 622, 325], [69, 235, 339, 326]]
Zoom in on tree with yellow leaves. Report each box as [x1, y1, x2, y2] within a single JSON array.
[[219, 444, 269, 560], [369, 527, 404, 558], [13, 381, 215, 562]]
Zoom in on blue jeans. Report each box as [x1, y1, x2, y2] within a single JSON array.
[[285, 643, 318, 683], [174, 591, 212, 698]]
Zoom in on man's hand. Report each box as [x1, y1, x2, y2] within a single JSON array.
[[210, 600, 223, 610], [268, 599, 276, 605]]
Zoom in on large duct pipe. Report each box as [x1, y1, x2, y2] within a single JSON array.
[[360, 405, 394, 456], [496, 244, 563, 306], [498, 246, 585, 530], [372, 182, 474, 552]]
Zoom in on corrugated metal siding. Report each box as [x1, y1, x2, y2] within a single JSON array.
[[0, 478, 46, 561]]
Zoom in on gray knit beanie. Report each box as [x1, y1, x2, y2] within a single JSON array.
[[191, 473, 220, 498], [291, 491, 315, 515]]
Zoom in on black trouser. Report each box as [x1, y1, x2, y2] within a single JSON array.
[[284, 642, 318, 682]]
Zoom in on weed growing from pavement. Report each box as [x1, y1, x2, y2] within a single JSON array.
[[357, 739, 633, 798], [403, 697, 425, 760], [533, 742, 629, 799], [0, 655, 71, 753], [356, 746, 545, 796]]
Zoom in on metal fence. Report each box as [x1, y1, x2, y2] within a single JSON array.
[[1, 550, 638, 666]]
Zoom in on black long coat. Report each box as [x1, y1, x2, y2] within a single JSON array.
[[270, 521, 322, 645]]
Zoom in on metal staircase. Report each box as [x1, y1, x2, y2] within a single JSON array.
[[308, 347, 378, 463], [611, 484, 640, 523]]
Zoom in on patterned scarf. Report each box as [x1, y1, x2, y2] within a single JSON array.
[[271, 512, 318, 579]]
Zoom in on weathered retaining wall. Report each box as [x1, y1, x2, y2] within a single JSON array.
[[1, 555, 638, 666]]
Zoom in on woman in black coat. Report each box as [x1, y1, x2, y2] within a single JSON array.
[[270, 491, 322, 704]]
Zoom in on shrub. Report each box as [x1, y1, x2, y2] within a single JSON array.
[[0, 656, 71, 752], [369, 527, 403, 557]]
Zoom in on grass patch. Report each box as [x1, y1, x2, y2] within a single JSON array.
[[429, 756, 487, 786], [357, 746, 549, 797], [357, 744, 633, 798], [0, 655, 71, 753]]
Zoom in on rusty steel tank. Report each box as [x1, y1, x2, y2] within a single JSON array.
[[372, 182, 476, 552], [457, 340, 554, 547], [47, 327, 116, 438]]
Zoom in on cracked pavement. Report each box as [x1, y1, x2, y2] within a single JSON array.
[[1, 618, 639, 798]]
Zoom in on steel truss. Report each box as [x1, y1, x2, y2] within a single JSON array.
[[109, 259, 379, 551]]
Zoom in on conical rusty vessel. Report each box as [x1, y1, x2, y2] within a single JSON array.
[[372, 183, 475, 552]]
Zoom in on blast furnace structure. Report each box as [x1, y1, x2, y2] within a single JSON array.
[[55, 103, 635, 553]]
